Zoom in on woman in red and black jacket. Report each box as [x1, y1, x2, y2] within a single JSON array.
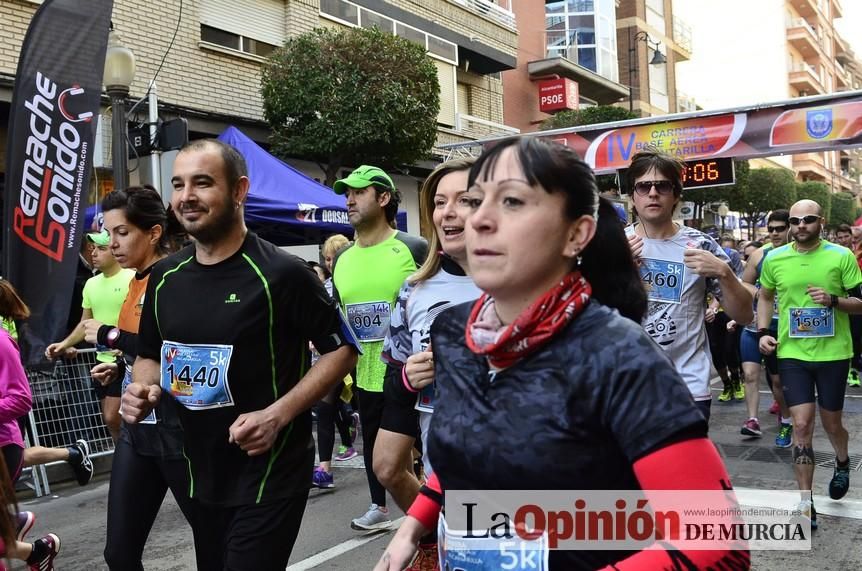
[[374, 137, 750, 570]]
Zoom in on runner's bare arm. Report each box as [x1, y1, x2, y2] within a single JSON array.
[[228, 345, 357, 456], [756, 287, 776, 331], [740, 247, 763, 285], [121, 357, 162, 424], [716, 272, 754, 325]]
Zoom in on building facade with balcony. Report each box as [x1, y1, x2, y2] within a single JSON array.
[[0, 0, 518, 234], [675, 0, 860, 198], [502, 0, 630, 134], [616, 0, 691, 116]]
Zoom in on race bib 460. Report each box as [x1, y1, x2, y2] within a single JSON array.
[[160, 341, 235, 410], [640, 258, 685, 304]]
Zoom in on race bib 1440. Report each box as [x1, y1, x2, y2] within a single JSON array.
[[160, 341, 235, 410], [640, 258, 685, 304]]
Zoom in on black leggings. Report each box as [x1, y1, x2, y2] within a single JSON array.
[[706, 312, 740, 374], [316, 384, 353, 463], [357, 388, 386, 507], [104, 438, 214, 571], [1, 444, 23, 483]]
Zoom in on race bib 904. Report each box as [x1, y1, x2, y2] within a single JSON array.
[[160, 341, 235, 410], [345, 301, 391, 342], [789, 307, 834, 338], [640, 258, 685, 304]]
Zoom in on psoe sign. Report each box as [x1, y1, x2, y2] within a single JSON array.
[[538, 78, 578, 113]]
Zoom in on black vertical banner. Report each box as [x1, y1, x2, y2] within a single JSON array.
[[3, 0, 114, 366]]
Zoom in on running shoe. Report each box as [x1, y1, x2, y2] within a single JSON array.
[[334, 446, 358, 462], [406, 543, 440, 570], [740, 418, 762, 437], [768, 400, 780, 415], [796, 500, 817, 531], [16, 511, 36, 542], [312, 467, 334, 489], [829, 462, 851, 500], [848, 369, 861, 387], [351, 503, 392, 531], [733, 382, 745, 401], [717, 387, 733, 402], [27, 533, 61, 571], [775, 423, 792, 448], [69, 439, 93, 486]]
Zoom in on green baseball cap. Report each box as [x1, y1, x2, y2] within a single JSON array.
[[86, 230, 110, 247], [333, 165, 396, 195]]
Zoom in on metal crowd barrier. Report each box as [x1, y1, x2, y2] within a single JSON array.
[[23, 348, 115, 496]]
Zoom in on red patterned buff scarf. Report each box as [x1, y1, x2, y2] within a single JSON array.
[[465, 272, 592, 370]]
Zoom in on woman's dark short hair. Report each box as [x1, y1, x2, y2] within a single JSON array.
[[469, 137, 647, 322], [626, 147, 685, 197], [101, 185, 171, 254]]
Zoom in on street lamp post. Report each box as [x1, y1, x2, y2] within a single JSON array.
[[628, 30, 667, 112], [103, 28, 136, 191]]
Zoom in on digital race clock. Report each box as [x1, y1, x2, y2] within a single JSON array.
[[680, 157, 736, 189]]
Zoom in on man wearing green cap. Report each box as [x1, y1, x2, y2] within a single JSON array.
[[46, 230, 134, 440], [331, 165, 427, 530]]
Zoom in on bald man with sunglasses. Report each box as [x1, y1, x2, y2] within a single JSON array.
[[625, 149, 752, 425], [757, 199, 862, 530]]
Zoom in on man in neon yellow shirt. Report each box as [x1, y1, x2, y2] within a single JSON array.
[[46, 231, 134, 441], [332, 166, 426, 530], [758, 199, 862, 530]]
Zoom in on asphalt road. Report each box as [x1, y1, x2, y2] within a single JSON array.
[[12, 378, 862, 570]]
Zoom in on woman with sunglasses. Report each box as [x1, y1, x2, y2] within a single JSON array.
[[375, 137, 748, 570], [84, 186, 211, 570], [626, 148, 752, 423]]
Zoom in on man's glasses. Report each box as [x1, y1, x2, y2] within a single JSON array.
[[633, 180, 675, 195], [767, 225, 787, 233], [788, 215, 820, 225]]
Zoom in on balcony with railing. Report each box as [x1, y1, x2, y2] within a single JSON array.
[[786, 18, 821, 56], [789, 61, 825, 94], [672, 16, 692, 61], [448, 0, 516, 30]]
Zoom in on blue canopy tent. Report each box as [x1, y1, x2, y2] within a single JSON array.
[[217, 126, 407, 246]]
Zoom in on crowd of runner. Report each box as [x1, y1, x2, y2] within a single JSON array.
[[0, 136, 857, 570]]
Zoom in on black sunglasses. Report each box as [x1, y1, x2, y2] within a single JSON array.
[[788, 215, 820, 225], [767, 225, 787, 233], [633, 180, 675, 195]]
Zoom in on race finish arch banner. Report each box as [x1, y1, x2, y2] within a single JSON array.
[[557, 91, 862, 174], [442, 90, 862, 175], [2, 0, 114, 365]]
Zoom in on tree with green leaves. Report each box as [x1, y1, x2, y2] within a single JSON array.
[[829, 192, 855, 227], [539, 105, 637, 132], [795, 180, 832, 221], [727, 165, 796, 240], [261, 27, 440, 186]]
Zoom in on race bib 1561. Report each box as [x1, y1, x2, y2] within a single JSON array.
[[160, 341, 235, 410], [789, 307, 834, 338]]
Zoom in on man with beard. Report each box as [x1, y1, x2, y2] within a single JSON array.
[[758, 199, 862, 530], [330, 166, 426, 530], [625, 149, 752, 423], [121, 139, 359, 570]]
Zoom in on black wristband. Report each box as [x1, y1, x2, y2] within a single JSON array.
[[96, 324, 112, 347], [756, 328, 770, 340], [831, 294, 839, 308]]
